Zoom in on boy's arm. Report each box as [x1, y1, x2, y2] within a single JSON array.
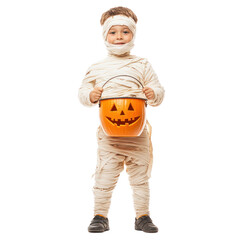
[[78, 69, 98, 107], [143, 60, 165, 107]]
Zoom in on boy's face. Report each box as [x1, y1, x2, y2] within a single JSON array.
[[106, 25, 133, 45]]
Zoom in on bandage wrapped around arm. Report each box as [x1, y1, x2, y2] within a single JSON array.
[[143, 60, 165, 107], [78, 68, 98, 107]]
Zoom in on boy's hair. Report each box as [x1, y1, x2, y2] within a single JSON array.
[[100, 6, 138, 25]]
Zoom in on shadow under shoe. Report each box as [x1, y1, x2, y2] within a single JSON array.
[[135, 215, 158, 233], [88, 215, 109, 233]]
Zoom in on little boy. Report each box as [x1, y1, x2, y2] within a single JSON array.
[[78, 6, 164, 233]]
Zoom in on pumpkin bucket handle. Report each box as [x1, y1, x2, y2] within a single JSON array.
[[101, 75, 144, 89], [99, 75, 147, 107]]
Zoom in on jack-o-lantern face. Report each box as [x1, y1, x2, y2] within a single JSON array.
[[99, 98, 146, 137], [106, 102, 140, 126]]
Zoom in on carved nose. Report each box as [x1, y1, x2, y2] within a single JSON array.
[[120, 110, 125, 115]]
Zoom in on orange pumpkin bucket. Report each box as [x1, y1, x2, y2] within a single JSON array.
[[99, 75, 147, 137]]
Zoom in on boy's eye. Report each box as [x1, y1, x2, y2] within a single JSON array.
[[110, 31, 115, 34], [123, 31, 129, 34]]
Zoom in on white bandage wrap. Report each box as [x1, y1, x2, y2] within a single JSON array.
[[102, 15, 136, 56]]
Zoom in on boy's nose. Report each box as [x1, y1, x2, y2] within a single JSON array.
[[116, 33, 123, 39]]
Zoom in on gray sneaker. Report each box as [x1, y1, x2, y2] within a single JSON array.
[[88, 215, 109, 233], [135, 215, 158, 233]]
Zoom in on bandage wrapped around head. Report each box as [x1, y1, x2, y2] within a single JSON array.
[[102, 15, 136, 56]]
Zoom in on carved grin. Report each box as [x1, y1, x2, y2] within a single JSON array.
[[106, 116, 140, 126]]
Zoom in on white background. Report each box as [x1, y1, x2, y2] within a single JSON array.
[[0, 0, 240, 239]]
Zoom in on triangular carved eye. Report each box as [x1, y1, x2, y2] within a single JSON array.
[[128, 103, 134, 111], [111, 104, 117, 111]]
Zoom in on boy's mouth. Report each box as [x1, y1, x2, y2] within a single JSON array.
[[115, 43, 125, 45]]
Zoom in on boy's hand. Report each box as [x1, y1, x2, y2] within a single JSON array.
[[143, 87, 155, 100], [90, 87, 103, 103]]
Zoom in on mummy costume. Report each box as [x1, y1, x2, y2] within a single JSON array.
[[78, 15, 164, 218]]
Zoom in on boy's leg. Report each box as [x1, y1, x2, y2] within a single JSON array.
[[93, 154, 125, 217], [125, 159, 150, 218], [125, 159, 158, 233]]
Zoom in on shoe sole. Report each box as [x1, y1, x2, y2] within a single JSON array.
[[88, 228, 109, 233], [135, 227, 158, 233]]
